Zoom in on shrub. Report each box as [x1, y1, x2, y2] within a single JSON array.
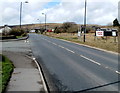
[[9, 28, 26, 36], [54, 26, 63, 34], [62, 22, 78, 33], [54, 22, 78, 33]]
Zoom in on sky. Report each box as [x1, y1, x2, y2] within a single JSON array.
[[0, 0, 119, 26]]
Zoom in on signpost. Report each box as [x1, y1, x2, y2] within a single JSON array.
[[95, 28, 118, 42]]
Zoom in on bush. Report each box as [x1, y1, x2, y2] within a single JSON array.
[[54, 26, 63, 34], [81, 26, 93, 33], [62, 22, 78, 33], [54, 22, 78, 33], [9, 28, 26, 36]]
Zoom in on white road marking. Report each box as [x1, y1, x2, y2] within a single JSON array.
[[24, 40, 27, 43], [80, 55, 101, 65], [40, 37, 120, 75], [24, 40, 29, 43], [105, 66, 108, 68], [64, 48, 75, 53], [33, 57, 36, 60], [32, 57, 48, 92], [26, 40, 29, 43], [115, 71, 120, 74], [42, 38, 75, 54], [58, 45, 65, 48], [52, 43, 57, 46]]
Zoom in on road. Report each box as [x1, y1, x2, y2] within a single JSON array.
[[29, 33, 119, 92]]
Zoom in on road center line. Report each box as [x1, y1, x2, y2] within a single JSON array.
[[115, 71, 120, 74], [80, 55, 101, 66], [64, 48, 75, 53], [52, 43, 57, 45], [58, 45, 65, 48], [41, 37, 119, 75], [42, 38, 120, 75]]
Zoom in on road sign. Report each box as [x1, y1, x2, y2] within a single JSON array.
[[96, 31, 104, 36], [112, 32, 117, 36]]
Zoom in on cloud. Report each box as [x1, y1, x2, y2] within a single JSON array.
[[0, 0, 119, 26]]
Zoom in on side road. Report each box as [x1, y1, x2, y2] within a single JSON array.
[[2, 39, 45, 92]]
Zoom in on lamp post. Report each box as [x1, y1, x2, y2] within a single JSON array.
[[37, 19, 41, 24], [42, 13, 47, 31], [83, 0, 87, 42], [19, 1, 28, 30]]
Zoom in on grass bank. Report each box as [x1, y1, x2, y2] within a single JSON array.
[[0, 55, 14, 93], [44, 32, 118, 53]]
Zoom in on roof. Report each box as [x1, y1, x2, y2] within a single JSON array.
[[0, 26, 12, 33]]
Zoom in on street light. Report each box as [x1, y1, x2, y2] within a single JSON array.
[[83, 0, 87, 42], [37, 19, 41, 24], [42, 13, 47, 31], [20, 1, 28, 30]]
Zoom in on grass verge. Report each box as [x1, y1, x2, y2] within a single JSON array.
[[0, 55, 14, 93], [16, 36, 23, 39], [44, 32, 118, 53]]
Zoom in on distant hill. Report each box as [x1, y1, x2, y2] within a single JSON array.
[[1, 23, 117, 30]]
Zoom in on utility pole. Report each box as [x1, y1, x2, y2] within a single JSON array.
[[20, 2, 22, 30], [19, 1, 28, 30], [83, 0, 87, 42], [42, 13, 47, 31]]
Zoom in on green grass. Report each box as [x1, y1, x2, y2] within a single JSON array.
[[0, 55, 14, 93], [16, 36, 23, 39]]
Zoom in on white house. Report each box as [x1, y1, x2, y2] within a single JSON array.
[[0, 25, 12, 35]]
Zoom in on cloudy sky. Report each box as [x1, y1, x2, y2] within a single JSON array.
[[0, 0, 119, 26]]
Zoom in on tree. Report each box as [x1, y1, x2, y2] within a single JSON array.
[[9, 28, 25, 36], [113, 18, 120, 26], [62, 22, 78, 33], [54, 26, 63, 34]]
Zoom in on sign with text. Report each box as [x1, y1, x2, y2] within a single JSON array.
[[112, 32, 117, 36], [96, 31, 104, 36]]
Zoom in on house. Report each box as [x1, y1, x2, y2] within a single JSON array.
[[0, 25, 12, 35]]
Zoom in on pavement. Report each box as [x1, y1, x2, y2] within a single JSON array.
[[1, 38, 45, 92]]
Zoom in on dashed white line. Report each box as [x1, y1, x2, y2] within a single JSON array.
[[80, 55, 101, 66], [64, 48, 75, 53], [115, 71, 120, 74], [105, 66, 108, 68], [42, 38, 75, 54], [52, 43, 57, 46], [24, 40, 29, 43], [58, 45, 65, 48], [40, 37, 120, 75]]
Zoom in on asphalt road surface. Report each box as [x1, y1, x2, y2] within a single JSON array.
[[29, 33, 119, 92]]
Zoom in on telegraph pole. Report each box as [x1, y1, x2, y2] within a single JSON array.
[[83, 0, 87, 42], [20, 2, 22, 30]]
